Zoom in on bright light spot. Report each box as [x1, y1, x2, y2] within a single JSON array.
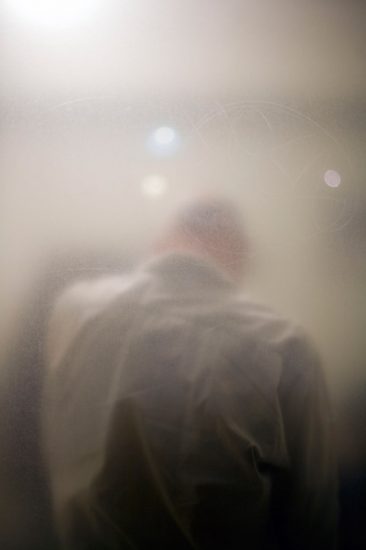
[[324, 169, 341, 188], [141, 175, 167, 198], [147, 126, 180, 157], [153, 127, 176, 146], [4, 0, 101, 29]]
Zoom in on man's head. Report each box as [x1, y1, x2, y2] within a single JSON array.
[[156, 198, 248, 281]]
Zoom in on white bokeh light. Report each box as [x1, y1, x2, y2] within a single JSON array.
[[153, 127, 176, 146], [141, 175, 168, 198], [324, 169, 341, 188], [147, 126, 180, 157], [4, 0, 101, 29]]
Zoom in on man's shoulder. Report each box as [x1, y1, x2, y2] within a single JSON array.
[[231, 295, 298, 341], [231, 295, 320, 373]]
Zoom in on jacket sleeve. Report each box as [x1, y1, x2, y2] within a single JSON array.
[[271, 330, 339, 549]]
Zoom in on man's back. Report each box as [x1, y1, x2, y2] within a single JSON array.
[[44, 253, 338, 549]]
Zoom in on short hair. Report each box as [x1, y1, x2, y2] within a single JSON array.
[[174, 198, 246, 251]]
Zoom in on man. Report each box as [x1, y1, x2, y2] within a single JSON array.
[[43, 199, 338, 549]]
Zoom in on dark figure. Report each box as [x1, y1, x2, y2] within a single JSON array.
[[43, 200, 338, 549]]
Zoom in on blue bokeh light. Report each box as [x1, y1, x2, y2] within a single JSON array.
[[147, 126, 181, 157]]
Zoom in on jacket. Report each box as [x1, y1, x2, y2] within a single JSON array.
[[43, 252, 338, 549]]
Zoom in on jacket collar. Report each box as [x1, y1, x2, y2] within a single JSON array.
[[142, 252, 236, 295]]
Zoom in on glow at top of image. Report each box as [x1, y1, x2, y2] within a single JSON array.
[[324, 169, 341, 188], [4, 0, 101, 29]]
